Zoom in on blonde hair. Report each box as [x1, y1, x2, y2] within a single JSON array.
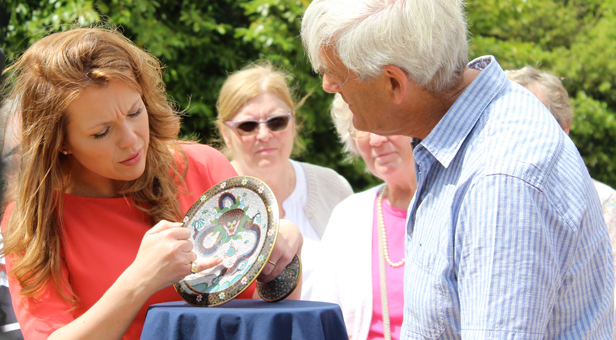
[[505, 66, 573, 129], [301, 0, 468, 93], [2, 27, 187, 303], [215, 62, 305, 158], [330, 93, 360, 159]]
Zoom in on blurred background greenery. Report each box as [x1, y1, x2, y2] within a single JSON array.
[[2, 0, 615, 191]]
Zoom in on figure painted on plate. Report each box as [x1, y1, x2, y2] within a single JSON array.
[[190, 190, 263, 289]]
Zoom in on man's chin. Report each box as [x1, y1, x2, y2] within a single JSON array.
[[352, 117, 385, 136], [351, 115, 370, 132]]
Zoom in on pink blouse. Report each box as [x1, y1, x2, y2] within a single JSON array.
[[368, 196, 407, 340]]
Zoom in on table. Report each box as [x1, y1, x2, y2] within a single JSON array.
[[140, 300, 349, 340]]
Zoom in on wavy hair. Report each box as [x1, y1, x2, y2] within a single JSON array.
[[2, 27, 186, 302], [505, 66, 573, 130], [215, 61, 306, 158], [301, 0, 469, 93]]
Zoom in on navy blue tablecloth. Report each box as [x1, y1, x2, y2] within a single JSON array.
[[140, 300, 349, 340]]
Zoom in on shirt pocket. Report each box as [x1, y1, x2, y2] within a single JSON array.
[[404, 240, 448, 339]]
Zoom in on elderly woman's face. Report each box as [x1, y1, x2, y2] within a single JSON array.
[[63, 79, 149, 197], [355, 131, 415, 183], [223, 92, 295, 173]]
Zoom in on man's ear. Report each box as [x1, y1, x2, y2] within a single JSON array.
[[383, 65, 408, 104]]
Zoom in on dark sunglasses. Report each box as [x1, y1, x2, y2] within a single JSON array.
[[225, 113, 292, 136]]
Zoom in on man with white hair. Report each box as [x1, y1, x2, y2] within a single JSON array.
[[302, 1, 613, 339]]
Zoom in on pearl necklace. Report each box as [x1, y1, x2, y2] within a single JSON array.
[[377, 186, 405, 268]]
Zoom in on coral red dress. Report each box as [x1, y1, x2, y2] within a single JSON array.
[[4, 144, 255, 340]]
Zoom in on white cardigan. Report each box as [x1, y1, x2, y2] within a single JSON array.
[[310, 184, 384, 340], [299, 161, 354, 237]]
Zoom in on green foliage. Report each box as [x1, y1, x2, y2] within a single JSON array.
[[1, 0, 100, 53], [2, 0, 616, 190], [570, 91, 616, 184], [468, 0, 616, 188]]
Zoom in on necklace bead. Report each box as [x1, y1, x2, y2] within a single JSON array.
[[378, 186, 405, 268]]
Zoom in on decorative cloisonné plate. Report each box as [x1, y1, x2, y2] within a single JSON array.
[[174, 176, 280, 307]]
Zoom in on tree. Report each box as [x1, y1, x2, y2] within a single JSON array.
[[467, 0, 616, 186], [3, 0, 616, 189]]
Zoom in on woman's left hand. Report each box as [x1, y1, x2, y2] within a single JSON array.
[[258, 219, 303, 282]]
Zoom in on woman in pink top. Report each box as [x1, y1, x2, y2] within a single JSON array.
[[1, 27, 302, 340], [311, 94, 417, 340]]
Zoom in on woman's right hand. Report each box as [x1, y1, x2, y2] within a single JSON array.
[[49, 220, 221, 340], [125, 220, 221, 295]]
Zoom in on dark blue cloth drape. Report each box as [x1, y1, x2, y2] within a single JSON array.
[[140, 300, 348, 340]]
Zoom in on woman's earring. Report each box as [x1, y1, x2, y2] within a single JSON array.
[[62, 150, 68, 155]]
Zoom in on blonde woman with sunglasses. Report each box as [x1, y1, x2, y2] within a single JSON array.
[[216, 62, 353, 300]]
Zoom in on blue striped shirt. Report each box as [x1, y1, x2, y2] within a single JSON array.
[[401, 56, 614, 339]]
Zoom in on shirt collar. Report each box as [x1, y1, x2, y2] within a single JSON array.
[[419, 56, 508, 168]]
